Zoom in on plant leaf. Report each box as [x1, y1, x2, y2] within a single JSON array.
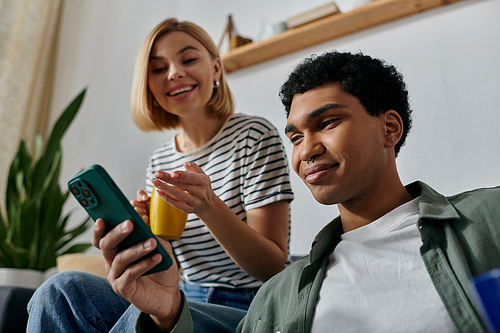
[[55, 215, 91, 253], [33, 133, 44, 163], [6, 149, 22, 226], [0, 88, 90, 271], [0, 240, 30, 268], [0, 204, 6, 242], [44, 88, 86, 165], [60, 243, 92, 255], [18, 198, 40, 251], [37, 192, 66, 270], [17, 140, 33, 195], [31, 88, 86, 195]]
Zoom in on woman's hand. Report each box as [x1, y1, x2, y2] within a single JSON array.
[[151, 162, 218, 219], [151, 161, 290, 282], [91, 218, 182, 330], [130, 190, 151, 225]]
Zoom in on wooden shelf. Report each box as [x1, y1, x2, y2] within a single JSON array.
[[221, 0, 464, 73]]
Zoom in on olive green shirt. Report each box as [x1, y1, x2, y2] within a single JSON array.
[[139, 181, 500, 333]]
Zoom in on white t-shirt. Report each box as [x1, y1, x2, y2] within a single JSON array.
[[310, 197, 456, 332]]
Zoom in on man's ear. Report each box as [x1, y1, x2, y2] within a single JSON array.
[[381, 110, 403, 148]]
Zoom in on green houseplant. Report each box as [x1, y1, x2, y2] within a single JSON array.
[[0, 88, 92, 275]]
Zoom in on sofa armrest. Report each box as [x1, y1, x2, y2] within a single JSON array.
[[0, 286, 35, 333]]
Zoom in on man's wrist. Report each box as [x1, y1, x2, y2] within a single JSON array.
[[150, 291, 183, 331], [136, 291, 192, 333]]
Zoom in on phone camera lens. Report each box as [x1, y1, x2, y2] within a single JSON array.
[[70, 185, 80, 196], [79, 197, 90, 208], [82, 188, 92, 198]]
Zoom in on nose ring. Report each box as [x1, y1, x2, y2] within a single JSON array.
[[306, 157, 314, 164]]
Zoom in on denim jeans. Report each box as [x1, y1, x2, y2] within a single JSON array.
[[27, 271, 246, 333], [27, 271, 131, 332], [179, 281, 259, 310]]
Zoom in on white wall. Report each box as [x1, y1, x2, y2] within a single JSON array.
[[48, 0, 500, 256]]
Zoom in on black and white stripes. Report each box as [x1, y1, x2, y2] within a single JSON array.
[[145, 114, 294, 288]]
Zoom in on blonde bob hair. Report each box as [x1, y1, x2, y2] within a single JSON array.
[[131, 18, 234, 131]]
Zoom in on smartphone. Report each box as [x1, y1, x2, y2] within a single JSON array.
[[68, 164, 173, 275]]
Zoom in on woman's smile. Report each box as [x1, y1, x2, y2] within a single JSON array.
[[167, 85, 195, 96]]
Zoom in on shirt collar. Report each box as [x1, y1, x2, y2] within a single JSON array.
[[307, 181, 460, 263], [309, 217, 343, 264], [408, 181, 461, 221]]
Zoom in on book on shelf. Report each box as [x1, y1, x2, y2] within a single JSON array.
[[286, 2, 340, 29]]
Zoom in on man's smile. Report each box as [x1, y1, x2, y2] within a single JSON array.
[[304, 163, 339, 184]]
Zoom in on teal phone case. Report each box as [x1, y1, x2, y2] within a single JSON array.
[[68, 164, 173, 275]]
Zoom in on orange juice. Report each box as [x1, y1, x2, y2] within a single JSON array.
[[149, 187, 188, 240]]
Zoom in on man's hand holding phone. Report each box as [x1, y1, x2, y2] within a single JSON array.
[[92, 217, 182, 331], [69, 165, 183, 330]]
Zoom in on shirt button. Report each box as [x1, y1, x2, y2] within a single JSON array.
[[276, 331, 281, 333]]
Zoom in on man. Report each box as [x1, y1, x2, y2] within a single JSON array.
[[28, 51, 500, 332], [234, 52, 500, 332]]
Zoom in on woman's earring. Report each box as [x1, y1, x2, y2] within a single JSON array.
[[213, 80, 220, 88]]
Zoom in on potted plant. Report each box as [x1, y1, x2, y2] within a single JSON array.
[[0, 88, 92, 288]]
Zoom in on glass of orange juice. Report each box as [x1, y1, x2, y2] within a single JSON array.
[[149, 186, 188, 240]]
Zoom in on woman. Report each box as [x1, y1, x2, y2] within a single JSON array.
[[129, 18, 294, 310], [26, 18, 293, 332]]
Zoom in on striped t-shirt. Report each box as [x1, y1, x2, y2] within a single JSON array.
[[145, 114, 294, 288]]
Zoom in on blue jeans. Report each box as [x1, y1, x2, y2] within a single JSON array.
[[179, 281, 259, 310], [27, 271, 246, 333]]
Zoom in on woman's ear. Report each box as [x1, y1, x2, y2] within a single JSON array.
[[382, 110, 403, 149], [213, 58, 222, 82]]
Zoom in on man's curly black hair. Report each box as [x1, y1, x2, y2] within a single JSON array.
[[279, 51, 412, 157]]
